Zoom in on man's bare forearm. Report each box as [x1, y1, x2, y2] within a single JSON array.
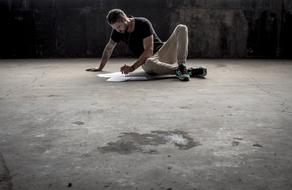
[[98, 48, 113, 70], [97, 40, 116, 70], [131, 48, 153, 70]]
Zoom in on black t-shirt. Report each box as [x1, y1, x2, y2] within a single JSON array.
[[110, 17, 163, 57]]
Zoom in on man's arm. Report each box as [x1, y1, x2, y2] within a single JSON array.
[[99, 39, 117, 70], [121, 35, 153, 74], [86, 39, 117, 72]]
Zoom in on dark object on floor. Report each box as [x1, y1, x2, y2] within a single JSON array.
[[253, 143, 263, 147]]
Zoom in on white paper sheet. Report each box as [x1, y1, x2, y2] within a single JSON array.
[[97, 72, 125, 78], [97, 72, 174, 82]]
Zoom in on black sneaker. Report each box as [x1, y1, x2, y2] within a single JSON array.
[[175, 64, 190, 81], [188, 66, 207, 78]]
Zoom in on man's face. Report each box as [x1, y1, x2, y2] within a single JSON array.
[[111, 19, 128, 33]]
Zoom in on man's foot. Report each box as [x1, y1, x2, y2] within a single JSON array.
[[175, 64, 190, 81], [188, 67, 207, 78]]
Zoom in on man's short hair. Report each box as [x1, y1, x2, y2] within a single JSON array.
[[106, 9, 126, 24]]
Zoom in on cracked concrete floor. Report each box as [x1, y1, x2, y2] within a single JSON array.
[[0, 58, 292, 190]]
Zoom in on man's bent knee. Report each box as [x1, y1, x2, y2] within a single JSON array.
[[142, 58, 156, 74], [176, 24, 188, 32]]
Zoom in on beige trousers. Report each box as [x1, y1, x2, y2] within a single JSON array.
[[142, 24, 189, 75]]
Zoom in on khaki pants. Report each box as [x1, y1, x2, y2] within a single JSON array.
[[142, 24, 189, 75]]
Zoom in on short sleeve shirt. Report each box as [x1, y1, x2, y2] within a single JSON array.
[[110, 17, 163, 57]]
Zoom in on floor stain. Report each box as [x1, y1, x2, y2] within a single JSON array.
[[232, 141, 240, 146], [47, 95, 60, 97], [179, 106, 191, 110], [72, 121, 85, 125], [253, 143, 263, 148], [98, 130, 200, 154], [0, 153, 13, 190]]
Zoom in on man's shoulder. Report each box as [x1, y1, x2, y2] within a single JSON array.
[[134, 17, 151, 24]]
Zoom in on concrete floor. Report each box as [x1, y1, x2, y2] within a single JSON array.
[[0, 58, 292, 190]]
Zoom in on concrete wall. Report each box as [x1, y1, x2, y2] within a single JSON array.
[[0, 0, 292, 58]]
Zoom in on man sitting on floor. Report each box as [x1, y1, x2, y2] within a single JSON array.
[[86, 9, 207, 81]]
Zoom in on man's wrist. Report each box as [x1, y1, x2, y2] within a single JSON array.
[[131, 65, 136, 71]]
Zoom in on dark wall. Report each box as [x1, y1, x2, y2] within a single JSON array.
[[0, 0, 291, 58]]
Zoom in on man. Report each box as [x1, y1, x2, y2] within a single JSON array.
[[86, 9, 206, 81]]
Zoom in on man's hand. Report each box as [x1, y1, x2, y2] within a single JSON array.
[[86, 67, 102, 72], [120, 65, 134, 74]]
